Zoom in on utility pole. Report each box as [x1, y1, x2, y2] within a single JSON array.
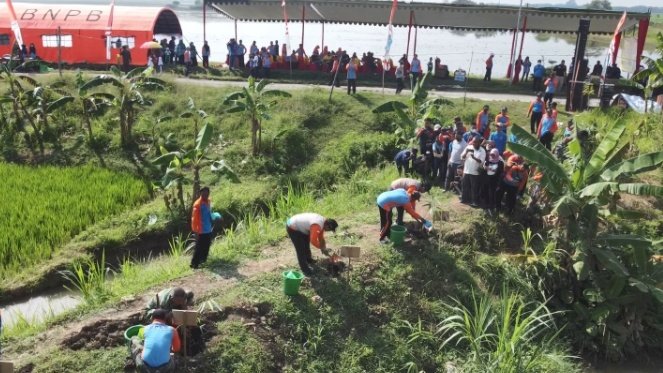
[[57, 26, 62, 77]]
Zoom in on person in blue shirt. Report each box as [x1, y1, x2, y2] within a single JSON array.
[[532, 60, 545, 92], [489, 123, 508, 155], [394, 148, 417, 175], [347, 61, 358, 95], [132, 309, 181, 372], [537, 108, 558, 150]]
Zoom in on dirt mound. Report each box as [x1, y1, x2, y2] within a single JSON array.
[[61, 312, 143, 350]]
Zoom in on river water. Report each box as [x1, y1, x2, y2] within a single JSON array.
[[1, 290, 81, 329], [175, 10, 649, 78]]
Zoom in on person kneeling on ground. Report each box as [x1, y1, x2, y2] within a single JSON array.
[[377, 189, 428, 243], [145, 287, 193, 319], [286, 213, 338, 276], [389, 178, 430, 225], [132, 309, 181, 373]]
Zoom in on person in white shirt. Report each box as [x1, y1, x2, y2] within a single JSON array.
[[460, 136, 486, 206], [445, 131, 467, 191], [286, 213, 338, 275]]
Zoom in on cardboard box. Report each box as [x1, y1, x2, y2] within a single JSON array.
[[0, 361, 14, 373], [340, 246, 361, 258], [172, 310, 198, 326]]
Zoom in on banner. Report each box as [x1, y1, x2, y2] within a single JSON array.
[[384, 0, 398, 61], [106, 0, 115, 60], [6, 0, 24, 46], [608, 12, 627, 66]]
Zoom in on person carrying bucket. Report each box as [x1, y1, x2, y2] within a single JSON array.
[[286, 213, 338, 276], [389, 178, 430, 225], [377, 189, 428, 243]]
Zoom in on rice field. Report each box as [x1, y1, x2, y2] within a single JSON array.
[[0, 164, 149, 277]]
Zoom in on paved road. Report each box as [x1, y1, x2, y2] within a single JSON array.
[[175, 77, 537, 103]]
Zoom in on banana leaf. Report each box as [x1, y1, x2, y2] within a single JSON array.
[[583, 119, 626, 183], [507, 141, 569, 195], [618, 183, 663, 197], [596, 234, 652, 249], [372, 100, 408, 114], [600, 151, 663, 181], [591, 246, 629, 277]]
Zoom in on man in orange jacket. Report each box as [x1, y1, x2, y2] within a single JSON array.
[[286, 213, 338, 275], [190, 187, 220, 269]]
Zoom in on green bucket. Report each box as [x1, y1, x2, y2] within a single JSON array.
[[390, 225, 407, 246], [124, 325, 144, 347], [282, 270, 304, 296]]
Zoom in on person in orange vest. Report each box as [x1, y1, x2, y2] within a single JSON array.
[[494, 107, 511, 133], [496, 155, 528, 215], [286, 213, 338, 275], [527, 92, 546, 134], [484, 53, 494, 81], [377, 189, 427, 243], [389, 178, 430, 225], [190, 187, 221, 269], [475, 105, 491, 139], [328, 55, 341, 87]]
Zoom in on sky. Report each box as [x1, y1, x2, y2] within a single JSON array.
[[486, 0, 660, 6]]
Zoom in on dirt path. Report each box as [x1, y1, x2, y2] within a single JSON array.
[[175, 77, 538, 103], [4, 245, 297, 366]]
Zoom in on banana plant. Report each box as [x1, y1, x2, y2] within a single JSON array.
[[75, 71, 114, 143], [0, 65, 44, 156], [223, 77, 291, 156], [81, 66, 167, 148], [152, 123, 238, 216], [507, 120, 663, 357], [372, 73, 453, 146]]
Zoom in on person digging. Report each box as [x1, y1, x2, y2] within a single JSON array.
[[389, 177, 430, 225], [131, 308, 181, 373], [377, 189, 428, 243], [144, 287, 194, 319], [286, 213, 338, 276]]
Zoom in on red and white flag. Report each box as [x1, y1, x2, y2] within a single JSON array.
[[282, 0, 291, 53], [6, 0, 24, 46], [608, 11, 627, 64], [106, 0, 115, 60], [384, 0, 398, 61]]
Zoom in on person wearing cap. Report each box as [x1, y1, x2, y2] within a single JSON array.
[[144, 287, 194, 319], [377, 189, 427, 242], [445, 130, 467, 191], [489, 123, 508, 156], [537, 108, 558, 150], [191, 187, 220, 269], [475, 105, 491, 139], [131, 308, 181, 372], [460, 135, 487, 206], [494, 107, 510, 133], [532, 59, 545, 92], [484, 149, 504, 214], [527, 92, 546, 134], [484, 53, 494, 81], [497, 155, 528, 215], [390, 178, 430, 225], [286, 213, 338, 275], [394, 148, 418, 175]]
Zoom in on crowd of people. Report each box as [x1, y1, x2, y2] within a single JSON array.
[[393, 98, 572, 217]]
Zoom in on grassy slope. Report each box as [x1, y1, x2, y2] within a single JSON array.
[[3, 76, 661, 371], [0, 72, 550, 299]]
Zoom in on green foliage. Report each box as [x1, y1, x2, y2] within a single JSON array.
[[508, 118, 663, 358], [223, 77, 292, 155], [60, 251, 111, 305], [0, 164, 148, 277], [438, 289, 566, 372]]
